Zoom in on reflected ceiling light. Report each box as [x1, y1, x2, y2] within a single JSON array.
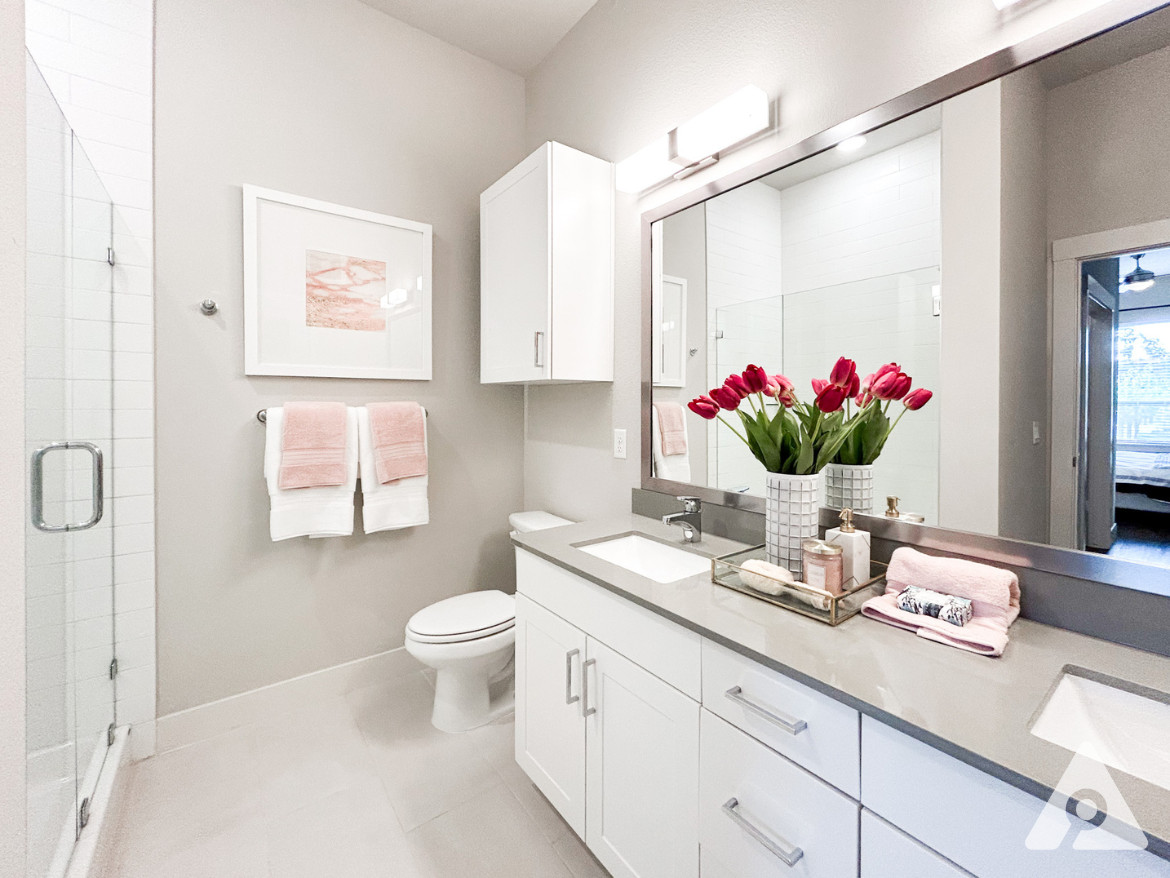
[[991, 0, 1024, 8], [836, 135, 868, 154], [1122, 253, 1157, 292], [615, 86, 770, 194]]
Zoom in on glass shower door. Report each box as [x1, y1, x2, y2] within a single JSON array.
[[25, 57, 117, 878]]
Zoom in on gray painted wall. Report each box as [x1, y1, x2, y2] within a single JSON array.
[[520, 0, 1120, 524], [999, 67, 1051, 543], [0, 0, 26, 872], [154, 0, 527, 714], [658, 204, 708, 485]]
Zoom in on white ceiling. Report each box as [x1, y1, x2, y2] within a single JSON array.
[[357, 0, 598, 75]]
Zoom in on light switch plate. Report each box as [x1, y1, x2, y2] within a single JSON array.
[[613, 429, 627, 459]]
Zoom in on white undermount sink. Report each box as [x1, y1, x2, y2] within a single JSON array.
[[1030, 668, 1170, 791], [577, 534, 711, 584]]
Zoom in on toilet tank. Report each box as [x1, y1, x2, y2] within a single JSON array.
[[509, 511, 572, 534]]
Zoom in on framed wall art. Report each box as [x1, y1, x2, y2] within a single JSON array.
[[242, 185, 433, 379]]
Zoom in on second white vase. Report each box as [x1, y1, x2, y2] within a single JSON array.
[[824, 463, 874, 515]]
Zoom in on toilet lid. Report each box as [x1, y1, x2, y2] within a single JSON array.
[[407, 590, 516, 641]]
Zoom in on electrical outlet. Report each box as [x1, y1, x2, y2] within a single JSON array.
[[613, 429, 627, 459], [1032, 421, 1041, 445]]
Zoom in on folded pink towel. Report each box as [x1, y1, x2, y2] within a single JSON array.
[[367, 402, 427, 484], [278, 402, 349, 490], [654, 402, 687, 456], [861, 547, 1021, 657]]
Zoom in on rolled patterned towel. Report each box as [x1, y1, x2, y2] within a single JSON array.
[[894, 585, 973, 627]]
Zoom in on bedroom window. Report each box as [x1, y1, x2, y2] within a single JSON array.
[[1117, 306, 1170, 450]]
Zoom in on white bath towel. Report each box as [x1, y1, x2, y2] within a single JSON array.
[[264, 406, 358, 541], [358, 406, 429, 532], [651, 405, 692, 482]]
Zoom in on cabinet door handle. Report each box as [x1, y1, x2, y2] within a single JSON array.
[[722, 798, 804, 867], [533, 331, 545, 368], [725, 686, 807, 735], [565, 649, 580, 705], [582, 658, 597, 717]]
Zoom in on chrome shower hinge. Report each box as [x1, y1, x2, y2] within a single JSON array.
[[106, 247, 115, 266], [109, 657, 118, 680], [79, 797, 91, 830], [107, 723, 115, 747]]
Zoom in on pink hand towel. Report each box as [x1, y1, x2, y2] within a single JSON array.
[[654, 402, 688, 456], [278, 402, 349, 490], [367, 402, 428, 484], [861, 547, 1021, 657]]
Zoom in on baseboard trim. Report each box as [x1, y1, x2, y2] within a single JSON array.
[[154, 647, 422, 755]]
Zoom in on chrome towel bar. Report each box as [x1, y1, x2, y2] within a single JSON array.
[[256, 406, 427, 423]]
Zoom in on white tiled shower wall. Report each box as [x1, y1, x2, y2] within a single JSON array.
[[706, 133, 941, 516], [26, 0, 156, 751]]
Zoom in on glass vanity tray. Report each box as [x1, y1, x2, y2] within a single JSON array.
[[711, 547, 887, 626]]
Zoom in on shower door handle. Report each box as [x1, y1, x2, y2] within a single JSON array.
[[31, 441, 104, 532]]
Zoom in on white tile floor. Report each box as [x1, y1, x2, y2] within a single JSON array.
[[100, 671, 609, 878]]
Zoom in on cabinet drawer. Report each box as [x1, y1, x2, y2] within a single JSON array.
[[700, 710, 860, 878], [861, 810, 971, 877], [516, 549, 701, 699], [702, 639, 860, 796], [861, 716, 1170, 878]]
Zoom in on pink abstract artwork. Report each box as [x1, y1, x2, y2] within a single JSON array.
[[305, 249, 388, 332]]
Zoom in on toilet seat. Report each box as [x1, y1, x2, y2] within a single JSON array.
[[406, 590, 516, 645]]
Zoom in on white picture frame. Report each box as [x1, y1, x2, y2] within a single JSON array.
[[242, 184, 433, 379]]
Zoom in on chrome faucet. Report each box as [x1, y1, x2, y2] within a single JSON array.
[[663, 496, 702, 543]]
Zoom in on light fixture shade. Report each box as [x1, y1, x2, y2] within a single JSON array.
[[1122, 254, 1157, 292], [675, 86, 770, 164], [615, 136, 681, 194], [991, 0, 1024, 8], [836, 135, 868, 154]]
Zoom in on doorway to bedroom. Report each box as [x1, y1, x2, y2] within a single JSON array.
[[1081, 246, 1170, 564]]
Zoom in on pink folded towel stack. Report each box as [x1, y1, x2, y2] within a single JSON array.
[[278, 401, 349, 490], [653, 402, 688, 456], [861, 547, 1021, 657], [367, 402, 428, 484]]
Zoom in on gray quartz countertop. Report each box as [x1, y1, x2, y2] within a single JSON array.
[[512, 513, 1170, 858]]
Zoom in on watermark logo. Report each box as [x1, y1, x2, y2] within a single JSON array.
[[1025, 746, 1147, 852]]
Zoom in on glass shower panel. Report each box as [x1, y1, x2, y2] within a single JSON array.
[[25, 56, 117, 878], [712, 267, 941, 519]]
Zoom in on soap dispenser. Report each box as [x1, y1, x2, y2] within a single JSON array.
[[825, 508, 871, 591]]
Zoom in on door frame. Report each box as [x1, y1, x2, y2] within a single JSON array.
[[1050, 218, 1170, 547]]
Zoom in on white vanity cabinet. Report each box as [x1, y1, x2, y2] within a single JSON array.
[[513, 545, 1170, 878], [480, 141, 614, 385], [515, 551, 701, 878]]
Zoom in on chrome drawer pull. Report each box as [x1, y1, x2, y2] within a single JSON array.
[[725, 686, 807, 735], [565, 649, 580, 705], [582, 658, 597, 717], [722, 797, 804, 867]]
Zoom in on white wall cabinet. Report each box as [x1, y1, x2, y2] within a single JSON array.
[[480, 141, 614, 384]]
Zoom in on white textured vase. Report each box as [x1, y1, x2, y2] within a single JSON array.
[[824, 463, 875, 515], [765, 471, 822, 580]]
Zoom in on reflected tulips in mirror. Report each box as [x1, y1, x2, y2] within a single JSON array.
[[687, 358, 933, 476]]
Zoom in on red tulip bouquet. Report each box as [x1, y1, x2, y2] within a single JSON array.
[[829, 362, 933, 466], [687, 358, 932, 474]]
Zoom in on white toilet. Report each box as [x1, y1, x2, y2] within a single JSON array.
[[404, 510, 572, 732]]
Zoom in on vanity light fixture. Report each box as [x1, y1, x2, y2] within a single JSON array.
[[1122, 253, 1157, 292], [615, 85, 770, 194], [836, 135, 868, 154]]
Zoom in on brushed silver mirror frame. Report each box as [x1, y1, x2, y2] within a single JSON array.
[[641, 0, 1170, 596]]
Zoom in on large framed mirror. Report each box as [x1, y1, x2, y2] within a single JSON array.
[[643, 0, 1170, 596]]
